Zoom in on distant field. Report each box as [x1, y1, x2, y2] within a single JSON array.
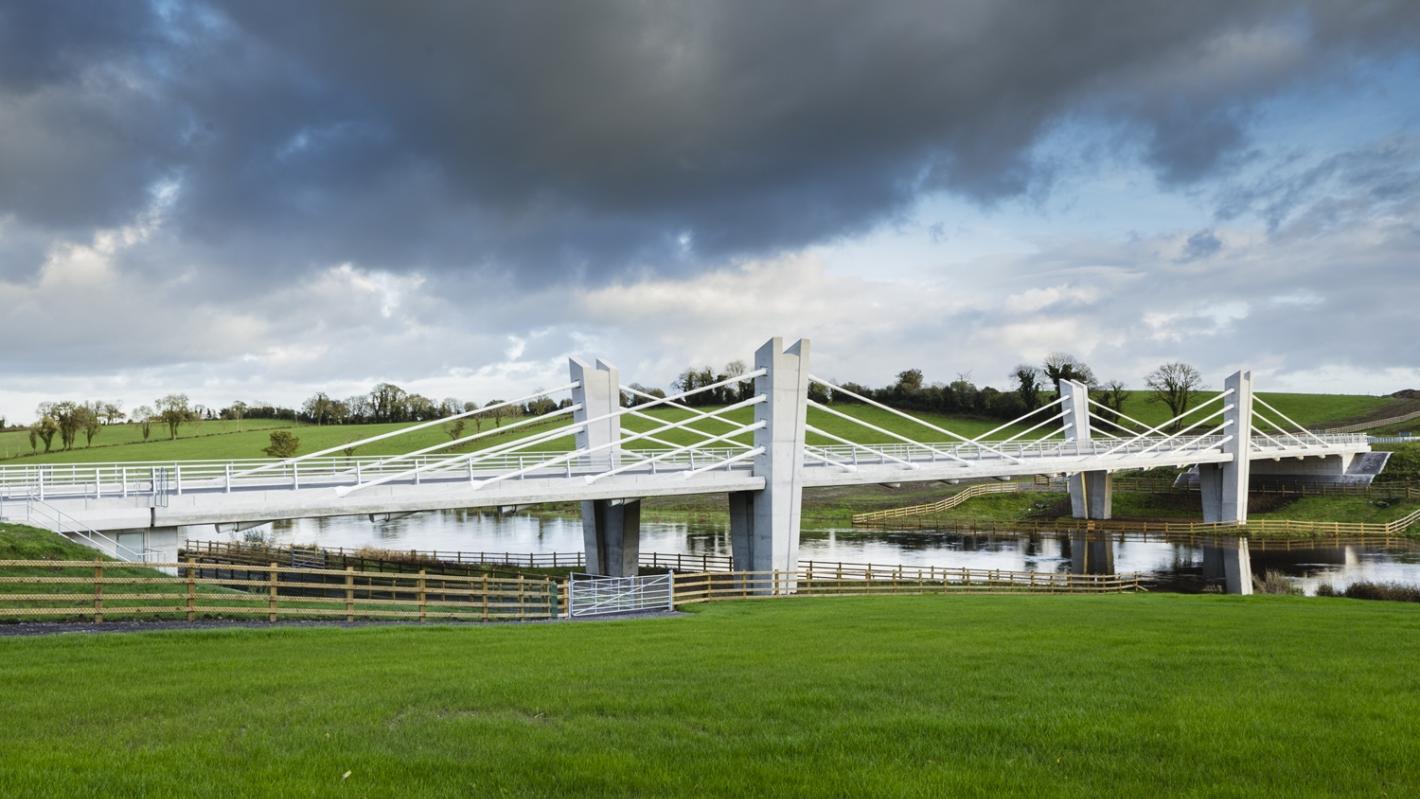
[[0, 390, 1400, 465]]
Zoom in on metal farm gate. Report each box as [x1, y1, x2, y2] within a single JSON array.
[[567, 571, 675, 617]]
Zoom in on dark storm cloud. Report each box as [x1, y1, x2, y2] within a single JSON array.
[[2, 1, 1419, 280]]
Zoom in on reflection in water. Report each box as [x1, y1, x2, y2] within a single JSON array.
[[211, 510, 1420, 595]]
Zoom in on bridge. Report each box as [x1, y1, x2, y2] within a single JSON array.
[[0, 337, 1374, 585]]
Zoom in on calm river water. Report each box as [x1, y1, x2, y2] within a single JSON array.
[[214, 509, 1420, 595]]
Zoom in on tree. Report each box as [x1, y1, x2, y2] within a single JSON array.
[[79, 403, 101, 446], [40, 402, 84, 450], [30, 416, 58, 452], [1012, 365, 1043, 411], [155, 394, 194, 440], [1093, 380, 1130, 427], [228, 401, 247, 432], [262, 430, 301, 458], [368, 383, 408, 423], [445, 419, 466, 440], [132, 405, 155, 441], [895, 369, 924, 393], [101, 402, 124, 425], [303, 393, 334, 425], [1042, 353, 1095, 396], [1145, 363, 1204, 431]]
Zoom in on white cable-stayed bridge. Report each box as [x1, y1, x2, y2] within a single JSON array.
[[0, 338, 1374, 582]]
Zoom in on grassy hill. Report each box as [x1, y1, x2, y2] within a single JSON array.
[[1, 594, 1417, 796], [0, 390, 1400, 465]]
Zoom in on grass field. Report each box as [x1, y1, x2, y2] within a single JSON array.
[[805, 487, 1420, 528], [1, 594, 1417, 797], [0, 389, 1400, 466]]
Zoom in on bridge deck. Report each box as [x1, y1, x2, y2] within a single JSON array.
[[0, 434, 1369, 532]]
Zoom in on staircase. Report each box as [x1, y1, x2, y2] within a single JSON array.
[[1, 495, 149, 562]]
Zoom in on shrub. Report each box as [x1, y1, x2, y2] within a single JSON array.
[[262, 430, 301, 458], [1316, 581, 1420, 603], [1253, 571, 1301, 595]]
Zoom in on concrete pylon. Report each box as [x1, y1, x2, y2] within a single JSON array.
[[729, 337, 810, 587], [1200, 370, 1252, 524], [1062, 379, 1111, 519], [570, 357, 640, 576]]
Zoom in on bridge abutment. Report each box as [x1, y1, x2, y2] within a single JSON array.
[[729, 338, 810, 588], [1199, 370, 1253, 524], [1061, 380, 1113, 519]]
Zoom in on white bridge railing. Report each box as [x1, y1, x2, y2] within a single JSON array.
[[0, 432, 1369, 501]]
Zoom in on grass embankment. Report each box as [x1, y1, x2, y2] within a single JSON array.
[[0, 524, 246, 611], [2, 595, 1418, 796], [839, 487, 1420, 530], [4, 390, 1399, 465]]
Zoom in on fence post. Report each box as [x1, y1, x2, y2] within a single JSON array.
[[93, 563, 104, 623], [418, 569, 427, 622], [517, 574, 525, 621], [268, 562, 278, 622], [667, 569, 676, 610], [345, 566, 354, 622], [186, 560, 197, 622], [482, 574, 490, 622]]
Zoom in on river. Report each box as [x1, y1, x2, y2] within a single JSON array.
[[214, 509, 1420, 595]]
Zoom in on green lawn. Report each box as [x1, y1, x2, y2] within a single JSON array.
[[2, 595, 1418, 797], [2, 389, 1397, 466], [867, 488, 1420, 528]]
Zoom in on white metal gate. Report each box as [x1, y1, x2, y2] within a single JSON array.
[[567, 571, 675, 617]]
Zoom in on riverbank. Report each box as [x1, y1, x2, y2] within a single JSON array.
[[2, 594, 1417, 797], [538, 481, 1420, 533]]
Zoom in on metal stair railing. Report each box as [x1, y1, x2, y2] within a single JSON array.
[[14, 496, 148, 562]]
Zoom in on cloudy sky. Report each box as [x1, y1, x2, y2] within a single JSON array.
[[2, 1, 1418, 421]]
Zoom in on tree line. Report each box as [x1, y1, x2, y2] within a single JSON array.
[[23, 395, 200, 453], [14, 356, 1207, 454]]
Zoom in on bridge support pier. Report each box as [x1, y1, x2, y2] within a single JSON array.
[[729, 338, 810, 589], [1069, 472, 1113, 520], [1199, 370, 1253, 524], [581, 499, 641, 577], [1061, 379, 1113, 519]]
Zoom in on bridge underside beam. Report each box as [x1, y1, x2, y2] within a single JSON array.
[[1068, 471, 1112, 520], [581, 498, 640, 577]]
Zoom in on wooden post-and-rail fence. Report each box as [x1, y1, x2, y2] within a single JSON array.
[[0, 556, 1143, 625], [0, 560, 560, 623]]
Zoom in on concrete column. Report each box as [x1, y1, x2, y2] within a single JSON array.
[[1201, 370, 1252, 523], [1061, 379, 1111, 519], [581, 498, 640, 577], [570, 358, 639, 575], [729, 337, 810, 586]]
